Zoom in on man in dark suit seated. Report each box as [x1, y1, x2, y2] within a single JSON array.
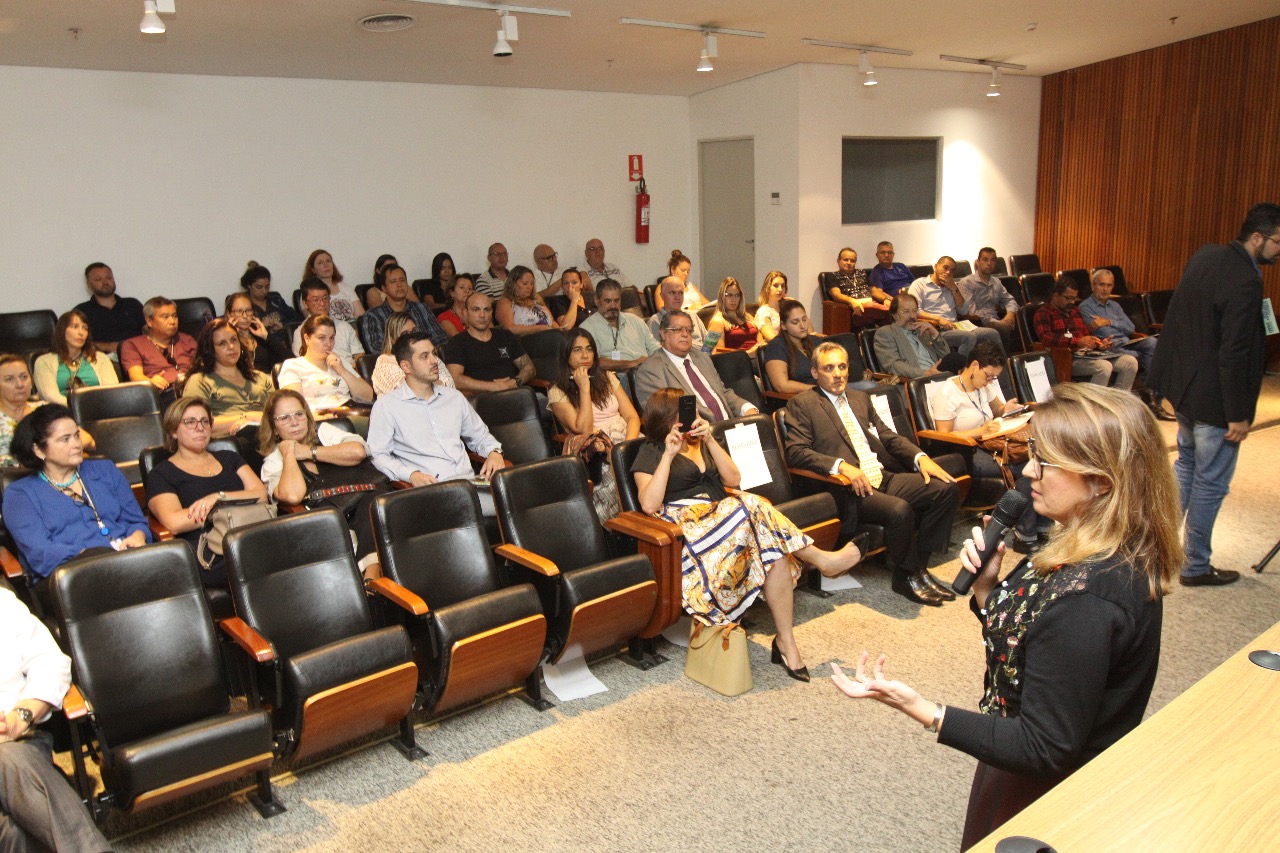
[[784, 341, 961, 606], [633, 310, 757, 421]]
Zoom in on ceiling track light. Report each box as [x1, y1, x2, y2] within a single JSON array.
[[987, 66, 1002, 97], [619, 18, 763, 74], [140, 0, 166, 34], [697, 32, 717, 72], [393, 0, 569, 17], [857, 51, 877, 86], [800, 39, 912, 86], [939, 55, 1024, 97], [494, 10, 517, 56]]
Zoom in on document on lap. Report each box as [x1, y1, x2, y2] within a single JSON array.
[[725, 423, 772, 491]]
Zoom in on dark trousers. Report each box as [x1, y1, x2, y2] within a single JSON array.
[[841, 470, 959, 575], [0, 730, 112, 853]]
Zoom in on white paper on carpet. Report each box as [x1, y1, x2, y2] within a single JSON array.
[[820, 573, 862, 592], [542, 653, 608, 702]]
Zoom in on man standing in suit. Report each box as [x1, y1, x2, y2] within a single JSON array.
[[1149, 202, 1278, 587], [784, 342, 960, 606], [633, 310, 757, 421]]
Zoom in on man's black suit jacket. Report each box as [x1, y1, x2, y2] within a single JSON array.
[[783, 386, 923, 477]]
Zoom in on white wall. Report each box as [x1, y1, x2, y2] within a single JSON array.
[[0, 66, 691, 314]]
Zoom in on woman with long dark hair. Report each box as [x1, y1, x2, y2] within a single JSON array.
[[223, 291, 292, 371], [33, 310, 119, 405], [762, 299, 819, 394], [183, 317, 274, 437], [240, 262, 301, 338]]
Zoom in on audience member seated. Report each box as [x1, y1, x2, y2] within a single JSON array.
[[33, 310, 119, 405], [292, 278, 365, 363], [824, 247, 892, 328], [418, 251, 455, 308], [874, 293, 967, 379], [928, 342, 1047, 553], [120, 296, 198, 406], [1035, 280, 1138, 390], [783, 343, 961, 607], [666, 249, 710, 308], [630, 387, 862, 681], [581, 278, 659, 371], [74, 261, 144, 356], [496, 265, 558, 335], [1, 356, 43, 466], [0, 585, 112, 853], [755, 270, 795, 343], [372, 313, 456, 398], [369, 331, 506, 514], [5, 404, 150, 592], [444, 293, 535, 397], [583, 238, 635, 291], [634, 311, 757, 422], [436, 273, 474, 338], [545, 267, 595, 328], [1080, 268, 1168, 418], [302, 248, 362, 321], [531, 243, 563, 297], [908, 256, 1005, 357], [868, 241, 914, 298], [224, 291, 292, 372], [707, 277, 761, 354], [957, 246, 1019, 352], [648, 276, 710, 349], [258, 389, 387, 579], [360, 264, 448, 353], [280, 316, 375, 416], [475, 242, 511, 300], [763, 299, 831, 395], [240, 261, 301, 344], [183, 318, 274, 437], [365, 253, 417, 310], [146, 397, 268, 588]]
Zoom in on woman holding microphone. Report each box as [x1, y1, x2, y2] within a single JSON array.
[[831, 383, 1183, 846]]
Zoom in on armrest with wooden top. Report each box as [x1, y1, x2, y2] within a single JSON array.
[[493, 544, 560, 577], [366, 576, 429, 617], [915, 429, 978, 447], [787, 467, 853, 488], [147, 514, 175, 541], [604, 511, 683, 547], [219, 617, 277, 664], [527, 378, 551, 391], [62, 684, 89, 721], [0, 545, 23, 581]]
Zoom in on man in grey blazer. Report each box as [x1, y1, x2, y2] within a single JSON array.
[[633, 310, 757, 420], [784, 342, 960, 606]]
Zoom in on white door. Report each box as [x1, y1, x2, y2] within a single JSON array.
[[699, 139, 756, 300]]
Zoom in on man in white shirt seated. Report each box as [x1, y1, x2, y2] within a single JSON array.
[[368, 330, 506, 514], [634, 310, 757, 422], [907, 256, 1005, 357], [582, 238, 635, 291], [1, 586, 112, 852], [292, 278, 365, 368]]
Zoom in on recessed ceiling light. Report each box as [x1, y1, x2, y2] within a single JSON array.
[[359, 14, 415, 33]]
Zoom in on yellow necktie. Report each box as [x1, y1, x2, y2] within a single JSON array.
[[837, 395, 884, 489]]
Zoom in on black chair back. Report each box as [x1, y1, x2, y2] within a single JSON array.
[[68, 380, 160, 421], [1008, 351, 1059, 403], [711, 350, 764, 411], [0, 309, 57, 355], [68, 382, 165, 485], [615, 367, 641, 411], [1016, 303, 1046, 352], [991, 256, 1009, 276], [354, 352, 378, 389], [224, 508, 372, 663], [139, 439, 241, 485], [1091, 264, 1131, 295], [611, 438, 646, 515], [952, 260, 973, 279], [822, 332, 868, 377], [696, 304, 716, 329], [862, 328, 886, 374], [999, 275, 1026, 306], [907, 373, 959, 434], [710, 414, 794, 506], [1143, 290, 1174, 327], [907, 264, 933, 280], [1056, 268, 1091, 293], [493, 456, 612, 572], [620, 286, 644, 315], [643, 283, 660, 315], [521, 328, 563, 386], [53, 542, 228, 747], [174, 297, 216, 340], [1020, 272, 1055, 304], [291, 289, 304, 315], [1009, 254, 1042, 278], [474, 387, 551, 464], [355, 284, 376, 310]]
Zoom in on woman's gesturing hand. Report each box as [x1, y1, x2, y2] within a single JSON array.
[[831, 652, 938, 727]]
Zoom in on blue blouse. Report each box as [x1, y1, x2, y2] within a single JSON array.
[[3, 459, 151, 579]]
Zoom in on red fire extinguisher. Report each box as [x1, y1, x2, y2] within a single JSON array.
[[635, 178, 650, 244]]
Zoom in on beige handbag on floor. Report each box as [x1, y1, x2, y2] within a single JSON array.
[[685, 621, 753, 696]]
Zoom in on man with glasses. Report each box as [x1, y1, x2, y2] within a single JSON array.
[[1080, 268, 1170, 419], [120, 296, 198, 404], [582, 238, 635, 292], [1034, 280, 1137, 389], [475, 243, 511, 300], [648, 276, 709, 349], [292, 278, 364, 367], [581, 279, 658, 371], [908, 256, 1005, 357], [634, 310, 756, 421], [1149, 202, 1279, 587], [531, 244, 563, 298]]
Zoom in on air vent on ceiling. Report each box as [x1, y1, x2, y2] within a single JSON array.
[[359, 14, 415, 33]]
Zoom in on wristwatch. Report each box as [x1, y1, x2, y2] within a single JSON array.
[[218, 490, 228, 500], [14, 707, 34, 727]]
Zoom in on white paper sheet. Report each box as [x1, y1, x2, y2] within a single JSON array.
[[725, 423, 772, 491], [819, 572, 863, 592], [662, 615, 692, 647], [541, 653, 608, 702], [1025, 359, 1053, 401], [870, 394, 895, 430], [922, 379, 945, 418], [989, 412, 1033, 437]]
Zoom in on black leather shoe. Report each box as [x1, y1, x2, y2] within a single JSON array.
[[920, 571, 956, 601], [892, 572, 944, 607], [771, 638, 811, 682], [1141, 389, 1177, 421], [1011, 535, 1042, 555], [1179, 567, 1241, 587]]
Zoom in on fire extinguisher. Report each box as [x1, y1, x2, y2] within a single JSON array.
[[635, 178, 650, 244]]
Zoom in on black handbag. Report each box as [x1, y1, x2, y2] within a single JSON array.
[[300, 458, 389, 516]]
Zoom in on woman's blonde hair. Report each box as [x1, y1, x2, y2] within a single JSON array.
[[716, 277, 747, 326], [1030, 383, 1183, 599], [381, 311, 416, 355], [761, 270, 788, 304], [257, 389, 318, 457]]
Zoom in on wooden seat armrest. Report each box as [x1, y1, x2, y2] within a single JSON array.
[[324, 404, 372, 418], [527, 378, 551, 391], [219, 617, 277, 663], [494, 543, 560, 577], [63, 685, 89, 721], [604, 512, 683, 546], [391, 480, 414, 490], [367, 576, 429, 617], [277, 501, 309, 514], [916, 429, 978, 447], [788, 467, 852, 487], [870, 372, 899, 383], [1150, 322, 1163, 331], [1129, 332, 1149, 341], [0, 546, 23, 580], [147, 516, 174, 541], [762, 389, 796, 402]]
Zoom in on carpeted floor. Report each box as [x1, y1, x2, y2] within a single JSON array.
[[109, 384, 1280, 853]]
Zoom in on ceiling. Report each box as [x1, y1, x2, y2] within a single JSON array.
[[1, 1, 1275, 96]]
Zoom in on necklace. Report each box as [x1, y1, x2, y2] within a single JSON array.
[[41, 468, 110, 536], [40, 469, 80, 490]]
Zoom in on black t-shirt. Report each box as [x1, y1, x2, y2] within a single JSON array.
[[444, 328, 527, 381], [145, 450, 247, 549], [630, 441, 727, 503], [76, 296, 145, 344]]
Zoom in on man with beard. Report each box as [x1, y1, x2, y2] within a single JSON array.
[[581, 279, 659, 371]]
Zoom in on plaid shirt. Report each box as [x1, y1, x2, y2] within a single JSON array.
[[1034, 304, 1090, 349]]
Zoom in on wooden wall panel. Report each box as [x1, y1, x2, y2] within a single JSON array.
[[1035, 16, 1280, 307]]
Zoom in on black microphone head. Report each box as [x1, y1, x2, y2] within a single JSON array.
[[991, 489, 1032, 526]]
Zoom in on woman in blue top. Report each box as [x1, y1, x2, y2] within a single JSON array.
[[4, 404, 150, 584]]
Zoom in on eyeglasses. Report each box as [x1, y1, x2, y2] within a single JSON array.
[[538, 253, 558, 261], [1266, 233, 1280, 247], [180, 417, 212, 429], [229, 308, 254, 316], [666, 326, 693, 335], [273, 411, 307, 424], [1026, 437, 1060, 473], [981, 369, 1001, 382]]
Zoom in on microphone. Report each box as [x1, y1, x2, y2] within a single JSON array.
[[951, 489, 1032, 595]]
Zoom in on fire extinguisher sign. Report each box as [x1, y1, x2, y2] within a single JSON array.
[[628, 155, 643, 181]]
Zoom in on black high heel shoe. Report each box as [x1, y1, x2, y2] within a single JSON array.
[[771, 638, 811, 683]]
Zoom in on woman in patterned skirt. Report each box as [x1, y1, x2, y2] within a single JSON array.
[[631, 388, 862, 682]]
